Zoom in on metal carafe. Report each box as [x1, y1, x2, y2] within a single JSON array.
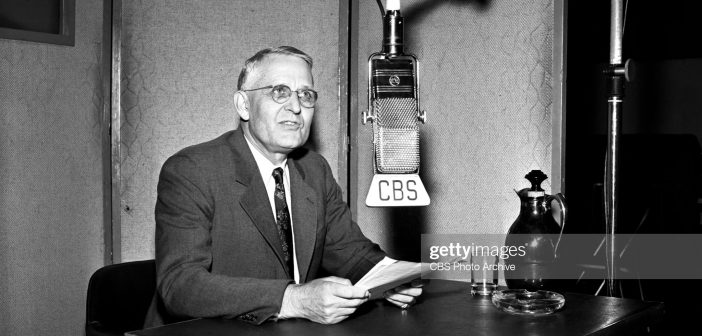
[[505, 170, 567, 291]]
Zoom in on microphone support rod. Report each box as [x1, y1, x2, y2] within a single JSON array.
[[604, 0, 626, 297]]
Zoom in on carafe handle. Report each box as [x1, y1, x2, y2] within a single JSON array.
[[549, 193, 568, 258]]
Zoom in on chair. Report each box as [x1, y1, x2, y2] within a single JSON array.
[[85, 259, 156, 336]]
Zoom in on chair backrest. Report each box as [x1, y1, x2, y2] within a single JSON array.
[[86, 259, 156, 336]]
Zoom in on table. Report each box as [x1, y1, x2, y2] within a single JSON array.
[[128, 280, 664, 336]]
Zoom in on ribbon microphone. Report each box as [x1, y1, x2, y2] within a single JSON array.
[[363, 0, 430, 207]]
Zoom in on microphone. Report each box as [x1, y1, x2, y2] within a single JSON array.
[[363, 0, 429, 207]]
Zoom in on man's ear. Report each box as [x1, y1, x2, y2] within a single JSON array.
[[234, 91, 250, 121]]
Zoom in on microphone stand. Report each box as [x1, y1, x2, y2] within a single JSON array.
[[603, 0, 628, 297]]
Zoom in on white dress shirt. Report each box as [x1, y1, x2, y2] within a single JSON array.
[[244, 136, 300, 283]]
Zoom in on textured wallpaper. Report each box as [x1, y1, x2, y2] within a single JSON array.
[[119, 0, 344, 261], [0, 1, 105, 335], [354, 0, 556, 259]]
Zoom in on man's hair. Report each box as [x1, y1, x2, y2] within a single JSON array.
[[237, 46, 313, 90]]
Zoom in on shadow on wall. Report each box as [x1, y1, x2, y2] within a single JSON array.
[[384, 136, 433, 262], [402, 0, 492, 51], [403, 0, 491, 20]]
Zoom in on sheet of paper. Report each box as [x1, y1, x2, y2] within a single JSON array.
[[355, 259, 423, 300], [355, 256, 396, 286]]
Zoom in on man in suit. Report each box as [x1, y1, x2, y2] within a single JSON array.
[[147, 46, 422, 326]]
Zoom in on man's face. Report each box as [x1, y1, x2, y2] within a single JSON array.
[[241, 54, 314, 158]]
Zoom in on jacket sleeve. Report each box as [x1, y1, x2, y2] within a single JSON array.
[[154, 153, 290, 325], [316, 158, 386, 283]]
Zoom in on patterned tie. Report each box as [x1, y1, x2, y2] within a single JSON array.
[[272, 167, 294, 277]]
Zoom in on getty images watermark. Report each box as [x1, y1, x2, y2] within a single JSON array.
[[427, 242, 525, 273], [421, 234, 702, 280]]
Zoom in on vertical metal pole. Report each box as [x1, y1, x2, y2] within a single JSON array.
[[610, 0, 623, 65], [605, 0, 624, 297], [605, 96, 622, 296]]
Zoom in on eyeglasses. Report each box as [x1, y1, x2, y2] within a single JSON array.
[[242, 84, 318, 108]]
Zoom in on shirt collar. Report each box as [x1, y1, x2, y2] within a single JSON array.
[[243, 133, 288, 177]]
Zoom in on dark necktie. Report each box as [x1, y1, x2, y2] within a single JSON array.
[[272, 167, 294, 277]]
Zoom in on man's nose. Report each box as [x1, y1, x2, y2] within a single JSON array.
[[286, 93, 302, 114]]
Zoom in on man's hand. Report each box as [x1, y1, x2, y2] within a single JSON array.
[[278, 276, 370, 324], [384, 279, 424, 309]]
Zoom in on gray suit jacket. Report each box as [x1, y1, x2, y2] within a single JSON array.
[[145, 128, 385, 326]]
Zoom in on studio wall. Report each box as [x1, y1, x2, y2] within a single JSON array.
[[118, 0, 561, 264], [118, 0, 345, 261], [0, 1, 105, 335]]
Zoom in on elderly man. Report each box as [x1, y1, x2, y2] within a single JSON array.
[[145, 46, 421, 326]]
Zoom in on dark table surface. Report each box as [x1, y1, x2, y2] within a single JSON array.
[[128, 280, 665, 336]]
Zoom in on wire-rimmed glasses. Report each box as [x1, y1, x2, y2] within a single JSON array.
[[241, 84, 318, 108]]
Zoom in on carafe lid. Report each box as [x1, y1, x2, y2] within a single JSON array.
[[524, 170, 547, 198]]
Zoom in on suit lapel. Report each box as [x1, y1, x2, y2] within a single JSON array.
[[231, 130, 290, 276], [239, 177, 291, 275], [288, 159, 318, 283]]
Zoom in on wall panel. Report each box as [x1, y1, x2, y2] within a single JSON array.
[[0, 1, 105, 335], [353, 0, 556, 259], [119, 0, 344, 261]]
